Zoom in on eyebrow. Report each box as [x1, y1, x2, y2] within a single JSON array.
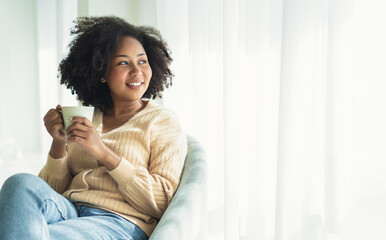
[[115, 53, 146, 58]]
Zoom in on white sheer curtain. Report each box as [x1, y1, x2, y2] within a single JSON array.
[[4, 0, 386, 239], [36, 0, 78, 157], [156, 0, 386, 239]]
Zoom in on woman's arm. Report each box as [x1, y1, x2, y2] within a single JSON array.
[[38, 105, 72, 193], [108, 111, 187, 219], [38, 151, 71, 194]]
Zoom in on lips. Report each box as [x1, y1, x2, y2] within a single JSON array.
[[126, 81, 144, 90]]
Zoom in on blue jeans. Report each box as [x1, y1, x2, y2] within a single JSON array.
[[0, 173, 149, 240]]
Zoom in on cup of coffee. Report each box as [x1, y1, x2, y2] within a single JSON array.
[[60, 106, 95, 130]]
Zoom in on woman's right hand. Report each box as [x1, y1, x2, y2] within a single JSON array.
[[43, 105, 65, 143]]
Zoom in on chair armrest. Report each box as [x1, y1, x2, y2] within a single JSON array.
[[149, 135, 208, 240]]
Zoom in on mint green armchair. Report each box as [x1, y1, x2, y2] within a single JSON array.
[[149, 135, 208, 240]]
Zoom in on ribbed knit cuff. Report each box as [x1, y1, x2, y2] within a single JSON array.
[[45, 153, 69, 175], [108, 157, 137, 186]]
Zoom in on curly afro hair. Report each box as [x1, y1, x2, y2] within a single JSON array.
[[58, 16, 173, 111]]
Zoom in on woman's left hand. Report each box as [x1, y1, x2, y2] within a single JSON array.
[[66, 117, 120, 169]]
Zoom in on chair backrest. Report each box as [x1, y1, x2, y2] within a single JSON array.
[[149, 135, 208, 240]]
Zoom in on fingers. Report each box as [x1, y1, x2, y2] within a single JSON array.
[[43, 105, 63, 122], [49, 117, 64, 126], [64, 116, 103, 160], [43, 106, 66, 142], [67, 135, 87, 145], [69, 117, 93, 127], [66, 119, 91, 133], [44, 108, 64, 134], [67, 129, 88, 142], [44, 108, 63, 124], [66, 118, 94, 141], [66, 121, 96, 147], [50, 124, 65, 137]]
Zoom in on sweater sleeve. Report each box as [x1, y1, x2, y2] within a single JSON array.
[[38, 153, 72, 194], [108, 110, 187, 219]]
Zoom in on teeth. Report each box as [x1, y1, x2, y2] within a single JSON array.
[[127, 82, 141, 86]]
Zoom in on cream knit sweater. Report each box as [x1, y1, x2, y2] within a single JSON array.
[[38, 101, 187, 237]]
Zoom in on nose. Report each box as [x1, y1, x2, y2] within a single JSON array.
[[130, 65, 143, 77]]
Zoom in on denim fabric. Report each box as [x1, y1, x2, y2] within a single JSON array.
[[0, 173, 148, 240]]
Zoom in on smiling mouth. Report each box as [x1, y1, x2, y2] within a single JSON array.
[[126, 82, 143, 87]]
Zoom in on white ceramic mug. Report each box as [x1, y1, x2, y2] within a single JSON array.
[[60, 106, 95, 130]]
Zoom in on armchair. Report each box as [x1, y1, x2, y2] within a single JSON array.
[[149, 135, 208, 240]]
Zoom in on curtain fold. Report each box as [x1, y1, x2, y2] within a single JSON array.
[[25, 0, 386, 239], [157, 0, 386, 240], [276, 0, 329, 239]]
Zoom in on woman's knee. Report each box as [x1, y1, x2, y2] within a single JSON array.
[[2, 173, 44, 191], [0, 173, 50, 204]]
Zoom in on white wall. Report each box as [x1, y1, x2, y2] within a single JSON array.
[[0, 0, 42, 183], [0, 0, 40, 154]]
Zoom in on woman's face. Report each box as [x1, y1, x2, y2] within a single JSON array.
[[104, 36, 152, 104]]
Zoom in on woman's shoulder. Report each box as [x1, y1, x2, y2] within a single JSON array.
[[143, 100, 178, 118], [146, 101, 186, 146], [142, 100, 182, 128]]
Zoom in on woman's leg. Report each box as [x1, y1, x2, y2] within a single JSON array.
[[0, 173, 78, 240], [48, 206, 149, 240]]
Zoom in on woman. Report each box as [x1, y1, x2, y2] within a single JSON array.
[[0, 16, 187, 240]]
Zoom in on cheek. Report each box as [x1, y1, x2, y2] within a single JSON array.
[[145, 66, 152, 80], [107, 76, 120, 86], [106, 69, 125, 82]]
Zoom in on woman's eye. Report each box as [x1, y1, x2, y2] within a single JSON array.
[[139, 60, 147, 64], [117, 61, 128, 65]]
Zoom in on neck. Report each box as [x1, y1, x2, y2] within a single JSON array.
[[105, 100, 145, 117]]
